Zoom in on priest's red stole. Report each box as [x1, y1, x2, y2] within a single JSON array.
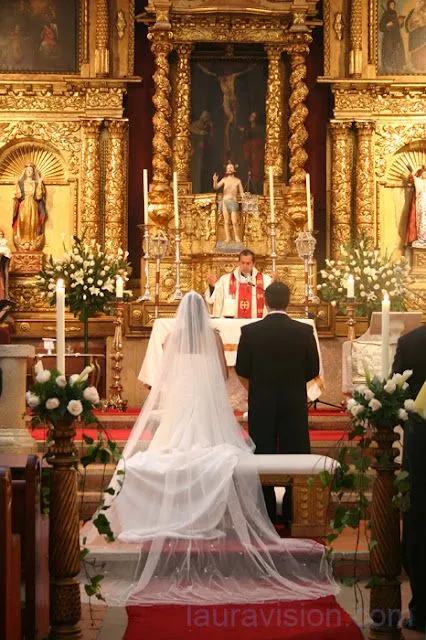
[[229, 272, 264, 318]]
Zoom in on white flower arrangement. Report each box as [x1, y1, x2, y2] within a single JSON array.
[[348, 369, 416, 431], [38, 236, 132, 322], [317, 234, 413, 317], [26, 366, 100, 427]]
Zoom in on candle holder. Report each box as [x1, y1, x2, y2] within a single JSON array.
[[171, 226, 183, 301], [295, 230, 317, 318], [346, 298, 356, 341], [268, 221, 277, 274], [151, 230, 168, 319], [137, 223, 152, 302], [106, 300, 127, 411]]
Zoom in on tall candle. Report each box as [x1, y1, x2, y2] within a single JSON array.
[[143, 169, 149, 224], [56, 279, 65, 374], [347, 274, 355, 298], [381, 292, 390, 379], [306, 173, 313, 231], [173, 171, 179, 229], [269, 167, 275, 223], [116, 275, 124, 299]]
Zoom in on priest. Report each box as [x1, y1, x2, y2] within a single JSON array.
[[205, 249, 272, 318]]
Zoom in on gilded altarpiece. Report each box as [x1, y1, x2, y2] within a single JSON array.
[[133, 0, 319, 324], [0, 0, 135, 337], [321, 0, 426, 310]]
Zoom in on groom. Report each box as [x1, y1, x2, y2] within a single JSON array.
[[235, 282, 319, 524]]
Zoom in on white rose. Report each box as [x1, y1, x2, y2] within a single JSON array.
[[404, 399, 417, 413], [384, 380, 396, 394], [363, 389, 375, 401], [402, 370, 413, 381], [81, 365, 94, 376], [26, 392, 40, 408], [350, 404, 364, 416], [402, 382, 409, 390], [83, 386, 100, 405], [347, 398, 357, 409], [36, 370, 51, 384], [392, 373, 404, 387], [69, 374, 80, 385], [398, 409, 408, 421], [369, 398, 382, 411], [67, 400, 83, 416], [46, 398, 60, 410], [55, 375, 67, 388]]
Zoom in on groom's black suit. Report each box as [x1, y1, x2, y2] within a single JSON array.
[[236, 312, 319, 522], [392, 325, 426, 632]]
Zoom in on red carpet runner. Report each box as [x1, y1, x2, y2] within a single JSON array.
[[124, 596, 363, 640]]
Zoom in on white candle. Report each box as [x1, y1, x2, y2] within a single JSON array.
[[269, 167, 275, 223], [116, 275, 124, 299], [347, 274, 355, 298], [143, 169, 149, 224], [223, 298, 237, 318], [56, 279, 66, 375], [306, 173, 313, 231], [173, 171, 179, 229], [381, 292, 390, 379]]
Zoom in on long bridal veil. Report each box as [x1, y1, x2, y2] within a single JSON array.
[[85, 291, 338, 605]]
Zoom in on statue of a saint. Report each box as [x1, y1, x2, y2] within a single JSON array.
[[0, 230, 11, 300], [406, 165, 426, 247], [12, 164, 47, 252], [213, 163, 244, 243]]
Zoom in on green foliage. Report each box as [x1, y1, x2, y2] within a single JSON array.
[[317, 232, 413, 317]]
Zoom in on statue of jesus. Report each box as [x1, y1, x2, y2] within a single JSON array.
[[213, 163, 244, 243]]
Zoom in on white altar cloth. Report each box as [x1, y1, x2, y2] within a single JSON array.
[[138, 317, 324, 401]]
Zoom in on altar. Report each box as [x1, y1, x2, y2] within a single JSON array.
[[139, 317, 324, 402]]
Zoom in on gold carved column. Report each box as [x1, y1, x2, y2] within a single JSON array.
[[95, 0, 110, 76], [354, 121, 375, 239], [330, 121, 353, 258], [264, 45, 284, 179], [81, 121, 101, 242], [287, 34, 312, 185], [349, 0, 362, 76], [104, 120, 128, 251], [173, 43, 193, 181], [148, 27, 173, 214]]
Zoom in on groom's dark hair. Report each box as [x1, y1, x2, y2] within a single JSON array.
[[265, 282, 290, 310]]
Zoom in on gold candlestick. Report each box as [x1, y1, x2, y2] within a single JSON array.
[[346, 298, 356, 341], [107, 300, 127, 411]]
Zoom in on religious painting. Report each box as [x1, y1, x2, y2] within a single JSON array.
[[190, 60, 267, 194], [378, 0, 426, 74], [0, 0, 79, 73]]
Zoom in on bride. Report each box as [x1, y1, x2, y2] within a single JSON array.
[[86, 291, 338, 606]]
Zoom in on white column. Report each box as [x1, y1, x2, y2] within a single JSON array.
[[0, 345, 36, 452]]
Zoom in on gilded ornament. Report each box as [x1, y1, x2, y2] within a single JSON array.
[[173, 44, 193, 180], [128, 0, 136, 75], [81, 121, 101, 241], [104, 120, 128, 252], [116, 10, 127, 39], [286, 35, 311, 185], [333, 13, 344, 41], [265, 45, 284, 179], [171, 15, 288, 43], [148, 29, 173, 203], [330, 121, 353, 258], [323, 0, 330, 76], [354, 121, 375, 236], [349, 0, 362, 76], [95, 0, 110, 76]]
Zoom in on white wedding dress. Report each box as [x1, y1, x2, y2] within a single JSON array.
[[84, 291, 338, 606]]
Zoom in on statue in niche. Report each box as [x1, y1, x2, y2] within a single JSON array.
[[406, 164, 426, 247], [12, 163, 47, 252], [0, 230, 11, 300], [213, 163, 244, 245]]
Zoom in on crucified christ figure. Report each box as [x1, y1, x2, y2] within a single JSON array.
[[198, 64, 252, 157]]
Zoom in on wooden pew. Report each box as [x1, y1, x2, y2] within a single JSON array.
[[0, 454, 49, 640], [0, 466, 21, 640]]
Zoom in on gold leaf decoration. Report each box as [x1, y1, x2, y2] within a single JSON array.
[[387, 141, 426, 185], [0, 142, 65, 183]]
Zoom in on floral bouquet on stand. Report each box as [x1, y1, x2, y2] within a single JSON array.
[[317, 234, 413, 318], [37, 236, 132, 357], [26, 366, 100, 428]]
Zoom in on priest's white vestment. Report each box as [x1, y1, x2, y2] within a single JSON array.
[[204, 268, 272, 318]]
